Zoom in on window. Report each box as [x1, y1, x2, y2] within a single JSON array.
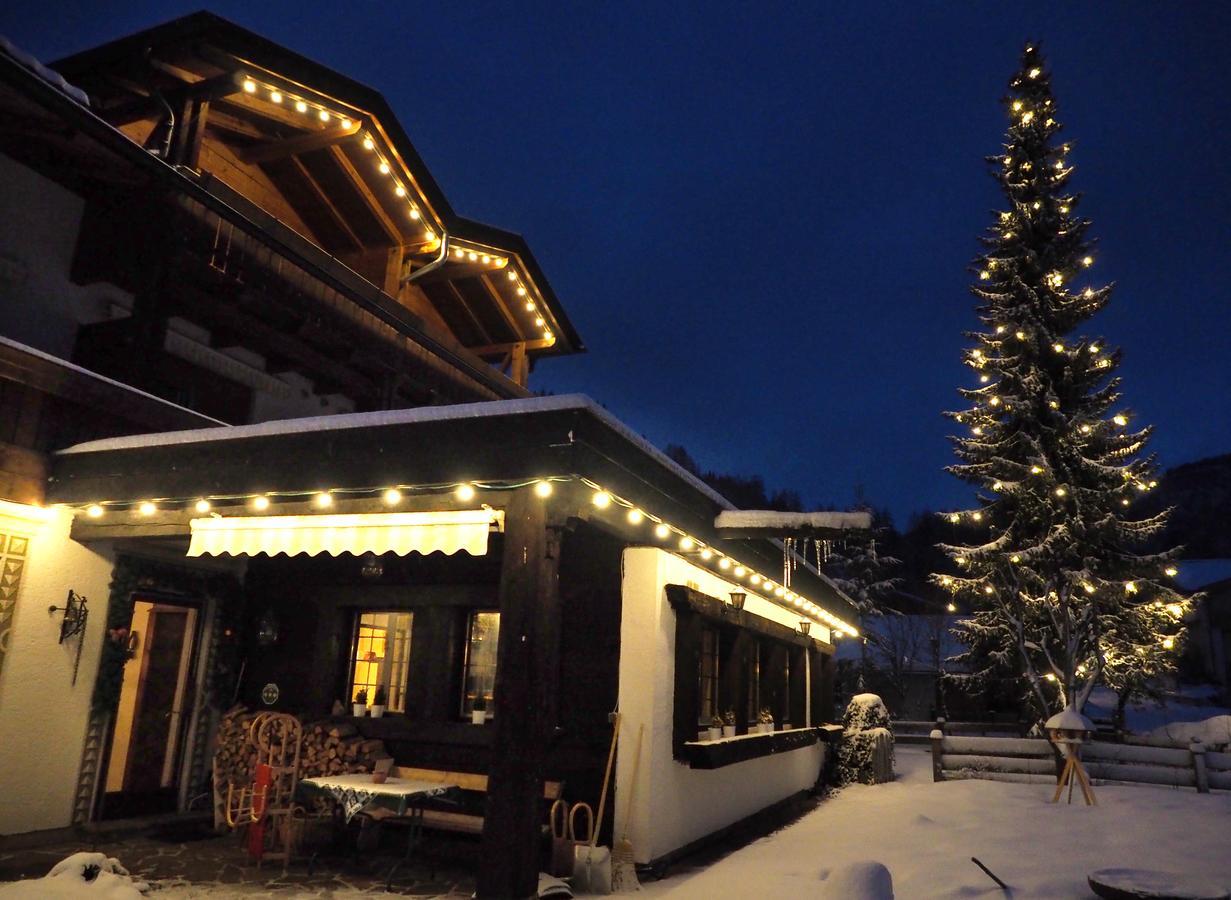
[[461, 611, 500, 715], [349, 611, 413, 712], [698, 627, 720, 724]]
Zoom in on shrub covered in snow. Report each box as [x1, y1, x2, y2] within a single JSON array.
[[0, 853, 148, 899], [1130, 715, 1231, 751], [837, 693, 895, 785], [820, 861, 895, 899]]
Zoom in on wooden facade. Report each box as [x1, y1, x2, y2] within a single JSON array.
[[0, 15, 858, 897]]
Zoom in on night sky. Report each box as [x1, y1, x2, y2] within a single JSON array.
[[3, 2, 1228, 524]]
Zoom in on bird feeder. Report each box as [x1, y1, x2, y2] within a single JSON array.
[[1045, 705, 1096, 805]]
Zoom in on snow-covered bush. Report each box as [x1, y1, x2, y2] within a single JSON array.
[[1130, 715, 1231, 751], [837, 693, 895, 785], [0, 853, 148, 899], [820, 861, 894, 899]]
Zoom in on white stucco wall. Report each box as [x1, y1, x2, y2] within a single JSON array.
[[0, 152, 127, 359], [616, 547, 826, 864], [0, 503, 114, 835]]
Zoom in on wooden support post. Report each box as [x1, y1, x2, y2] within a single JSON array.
[[477, 488, 562, 899], [817, 652, 836, 723], [930, 728, 945, 782], [1191, 739, 1210, 794], [509, 341, 529, 387]]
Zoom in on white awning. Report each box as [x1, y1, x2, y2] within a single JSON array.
[[186, 510, 502, 558]]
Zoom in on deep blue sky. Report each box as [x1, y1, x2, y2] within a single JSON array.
[[4, 2, 1229, 524]]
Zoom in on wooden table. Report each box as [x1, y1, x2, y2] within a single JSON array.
[[297, 774, 459, 888]]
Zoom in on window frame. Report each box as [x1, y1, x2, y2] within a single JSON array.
[[667, 584, 830, 761], [347, 608, 414, 713], [459, 608, 501, 718]]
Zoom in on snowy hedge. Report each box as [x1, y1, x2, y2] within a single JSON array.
[[837, 693, 895, 785]]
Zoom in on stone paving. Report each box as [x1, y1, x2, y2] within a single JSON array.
[[0, 825, 476, 898]]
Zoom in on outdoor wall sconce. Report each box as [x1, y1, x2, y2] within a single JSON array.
[[49, 589, 88, 644], [798, 620, 812, 636], [359, 551, 384, 580], [729, 591, 746, 610], [255, 608, 280, 646], [48, 589, 88, 684]]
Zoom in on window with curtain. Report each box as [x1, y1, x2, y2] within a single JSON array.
[[349, 610, 413, 711], [461, 610, 500, 715], [697, 626, 720, 724]]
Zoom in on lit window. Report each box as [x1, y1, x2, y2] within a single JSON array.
[[462, 611, 500, 715], [349, 611, 413, 712], [698, 627, 720, 724]]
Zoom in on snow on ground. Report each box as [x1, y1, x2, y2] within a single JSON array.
[[642, 746, 1231, 899], [1085, 684, 1231, 737], [0, 853, 148, 899]]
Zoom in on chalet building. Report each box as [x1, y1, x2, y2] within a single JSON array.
[[0, 13, 860, 896]]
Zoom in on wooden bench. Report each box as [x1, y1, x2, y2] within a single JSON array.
[[361, 766, 564, 835]]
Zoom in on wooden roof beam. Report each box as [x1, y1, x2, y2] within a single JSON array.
[[441, 280, 494, 347], [477, 274, 526, 342], [469, 338, 555, 358], [285, 155, 365, 251], [329, 144, 402, 245], [100, 71, 241, 126], [240, 118, 362, 164]]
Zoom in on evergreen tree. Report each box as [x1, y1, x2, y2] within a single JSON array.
[[825, 518, 902, 688], [936, 44, 1191, 718]]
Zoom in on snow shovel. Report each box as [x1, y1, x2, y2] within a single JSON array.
[[611, 723, 643, 892], [573, 711, 620, 894]]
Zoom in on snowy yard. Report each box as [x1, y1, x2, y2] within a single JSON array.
[[643, 746, 1231, 899]]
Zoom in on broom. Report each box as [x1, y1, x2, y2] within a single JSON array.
[[611, 723, 644, 892]]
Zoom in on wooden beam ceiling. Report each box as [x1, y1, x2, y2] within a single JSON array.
[[240, 118, 362, 164], [285, 155, 365, 251], [329, 144, 402, 245]]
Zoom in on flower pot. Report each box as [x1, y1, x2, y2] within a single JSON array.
[[707, 727, 721, 741], [471, 709, 487, 725], [352, 704, 367, 717], [759, 722, 773, 734], [722, 725, 736, 738], [370, 705, 385, 718]]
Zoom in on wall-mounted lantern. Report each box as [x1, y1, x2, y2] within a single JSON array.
[[729, 591, 746, 610], [48, 590, 88, 684], [49, 590, 88, 644], [798, 620, 812, 636]]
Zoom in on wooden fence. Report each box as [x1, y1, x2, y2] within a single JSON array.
[[930, 730, 1231, 793]]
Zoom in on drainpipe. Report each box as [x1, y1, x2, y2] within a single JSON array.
[[402, 231, 450, 286], [144, 48, 175, 161]]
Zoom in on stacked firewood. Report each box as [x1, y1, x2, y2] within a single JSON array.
[[212, 705, 389, 793]]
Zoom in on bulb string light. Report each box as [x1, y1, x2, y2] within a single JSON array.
[[70, 474, 857, 636], [238, 73, 555, 345]]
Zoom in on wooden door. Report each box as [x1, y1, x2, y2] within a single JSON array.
[[124, 609, 189, 793]]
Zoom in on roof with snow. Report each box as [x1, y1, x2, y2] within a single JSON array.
[[49, 394, 861, 623], [714, 510, 873, 536], [0, 36, 88, 106]]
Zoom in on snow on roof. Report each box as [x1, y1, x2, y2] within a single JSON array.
[[1045, 706, 1094, 733], [714, 510, 873, 531], [0, 335, 224, 426], [57, 393, 736, 506], [58, 392, 860, 613], [0, 36, 90, 106]]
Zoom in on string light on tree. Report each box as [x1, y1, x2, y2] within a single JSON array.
[[937, 42, 1187, 720]]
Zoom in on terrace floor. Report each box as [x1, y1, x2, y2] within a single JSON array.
[[0, 819, 476, 898]]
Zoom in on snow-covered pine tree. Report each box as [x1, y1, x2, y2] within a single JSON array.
[[937, 44, 1191, 718], [826, 525, 901, 689]]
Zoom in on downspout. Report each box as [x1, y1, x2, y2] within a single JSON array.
[[144, 48, 175, 161], [402, 231, 450, 286]]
